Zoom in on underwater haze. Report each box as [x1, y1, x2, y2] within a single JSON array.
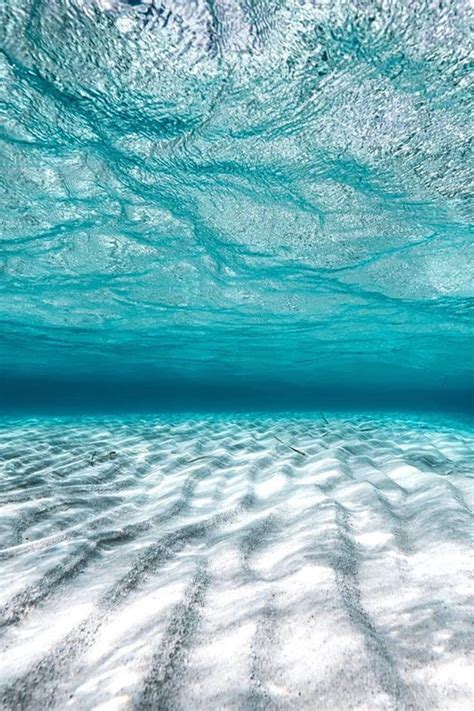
[[1, 0, 473, 413]]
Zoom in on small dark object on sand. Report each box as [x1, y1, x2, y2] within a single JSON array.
[[187, 455, 214, 464], [273, 435, 307, 456], [90, 451, 118, 466]]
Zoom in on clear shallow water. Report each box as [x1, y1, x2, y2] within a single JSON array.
[[1, 3, 473, 704], [0, 414, 473, 709], [1, 0, 473, 411]]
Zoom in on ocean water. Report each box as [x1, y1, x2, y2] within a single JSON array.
[[1, 2, 474, 709], [0, 0, 473, 412]]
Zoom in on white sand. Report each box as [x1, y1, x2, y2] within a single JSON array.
[[0, 414, 473, 709]]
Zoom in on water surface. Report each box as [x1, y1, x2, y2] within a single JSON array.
[[1, 0, 473, 410]]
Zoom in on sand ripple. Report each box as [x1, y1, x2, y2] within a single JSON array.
[[0, 415, 473, 709]]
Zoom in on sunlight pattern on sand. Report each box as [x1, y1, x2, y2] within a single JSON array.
[[0, 415, 473, 709]]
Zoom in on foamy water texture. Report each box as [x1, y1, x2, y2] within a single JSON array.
[[0, 415, 473, 709]]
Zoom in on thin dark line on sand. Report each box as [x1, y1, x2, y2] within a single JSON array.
[[134, 563, 210, 710], [273, 435, 307, 457], [333, 504, 416, 710], [0, 517, 224, 710]]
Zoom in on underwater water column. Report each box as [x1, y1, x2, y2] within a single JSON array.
[[0, 1, 473, 709]]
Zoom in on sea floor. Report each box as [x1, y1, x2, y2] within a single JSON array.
[[0, 414, 473, 710]]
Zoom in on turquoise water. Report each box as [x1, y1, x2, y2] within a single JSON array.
[[1, 7, 474, 703], [1, 0, 473, 413]]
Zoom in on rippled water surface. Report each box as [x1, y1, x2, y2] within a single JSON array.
[[0, 415, 473, 709], [1, 0, 473, 407]]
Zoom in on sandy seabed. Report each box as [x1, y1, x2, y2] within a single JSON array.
[[0, 414, 473, 710]]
